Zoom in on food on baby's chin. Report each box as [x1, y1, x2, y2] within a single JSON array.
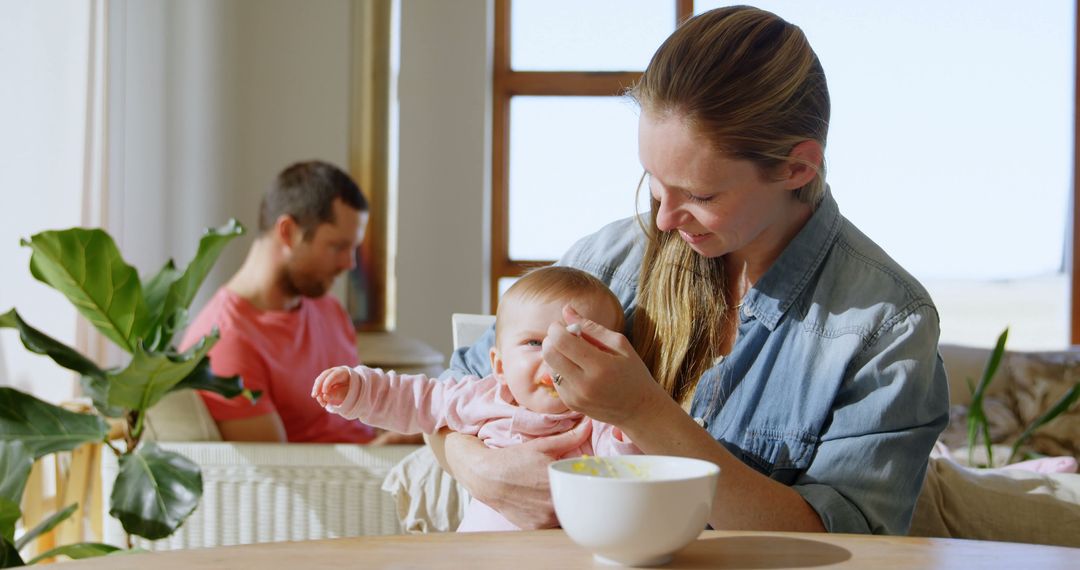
[[535, 375, 560, 397]]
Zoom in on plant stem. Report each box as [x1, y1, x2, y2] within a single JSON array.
[[131, 410, 145, 440]]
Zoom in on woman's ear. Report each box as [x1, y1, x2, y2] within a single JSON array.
[[782, 139, 824, 191]]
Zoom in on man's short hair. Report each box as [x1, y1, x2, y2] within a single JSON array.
[[258, 160, 368, 238]]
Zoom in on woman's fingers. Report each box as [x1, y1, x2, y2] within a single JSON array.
[[562, 305, 632, 355], [542, 324, 586, 377]]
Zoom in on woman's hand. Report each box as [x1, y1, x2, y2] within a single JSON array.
[[443, 420, 593, 529], [542, 306, 668, 426]]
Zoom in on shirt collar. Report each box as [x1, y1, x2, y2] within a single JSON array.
[[740, 186, 842, 330]]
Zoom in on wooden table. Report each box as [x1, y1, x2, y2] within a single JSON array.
[[58, 529, 1076, 569]]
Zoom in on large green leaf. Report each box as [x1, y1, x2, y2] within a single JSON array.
[[0, 389, 108, 459], [79, 375, 125, 419], [0, 536, 22, 568], [143, 220, 244, 351], [105, 333, 217, 412], [25, 542, 120, 565], [0, 310, 106, 381], [142, 260, 181, 316], [0, 499, 18, 546], [141, 261, 182, 351], [169, 354, 260, 403], [0, 442, 33, 506], [0, 449, 26, 568], [21, 229, 149, 353], [14, 503, 77, 551], [110, 443, 201, 540]]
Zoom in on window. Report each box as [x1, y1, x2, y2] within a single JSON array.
[[493, 0, 1076, 349], [492, 0, 689, 300]]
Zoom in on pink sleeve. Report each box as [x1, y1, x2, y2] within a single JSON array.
[[591, 420, 642, 456], [327, 367, 495, 435]]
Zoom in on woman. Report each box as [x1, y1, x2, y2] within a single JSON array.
[[435, 5, 948, 534]]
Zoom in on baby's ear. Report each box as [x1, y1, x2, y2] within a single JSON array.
[[489, 346, 504, 378]]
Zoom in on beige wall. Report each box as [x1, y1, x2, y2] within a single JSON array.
[[114, 0, 353, 313], [0, 0, 490, 397], [0, 2, 90, 401], [396, 0, 491, 358], [115, 0, 491, 360]]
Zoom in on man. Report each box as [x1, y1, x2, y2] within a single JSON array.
[[182, 160, 408, 443]]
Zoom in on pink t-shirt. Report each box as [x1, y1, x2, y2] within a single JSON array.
[[181, 288, 376, 443]]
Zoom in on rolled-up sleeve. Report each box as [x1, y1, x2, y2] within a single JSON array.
[[793, 304, 950, 534]]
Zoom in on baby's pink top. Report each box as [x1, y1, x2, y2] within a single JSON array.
[[327, 366, 641, 532]]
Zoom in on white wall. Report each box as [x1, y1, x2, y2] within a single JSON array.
[[396, 0, 491, 357], [0, 1, 90, 402], [113, 0, 353, 313], [3, 0, 493, 392], [119, 0, 492, 359]]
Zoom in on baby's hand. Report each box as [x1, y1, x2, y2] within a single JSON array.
[[311, 366, 354, 408]]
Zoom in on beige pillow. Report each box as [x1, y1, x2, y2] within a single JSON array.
[[143, 390, 222, 442], [910, 456, 1080, 547], [381, 446, 469, 533], [938, 348, 1080, 460], [1007, 352, 1080, 458]]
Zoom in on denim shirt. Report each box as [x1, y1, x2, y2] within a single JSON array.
[[449, 189, 950, 535]]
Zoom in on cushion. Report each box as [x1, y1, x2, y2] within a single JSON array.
[[910, 455, 1080, 547], [143, 390, 222, 442], [938, 347, 1080, 460], [381, 445, 469, 533], [1007, 351, 1080, 458]]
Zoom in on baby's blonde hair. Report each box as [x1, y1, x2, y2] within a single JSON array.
[[496, 266, 624, 342]]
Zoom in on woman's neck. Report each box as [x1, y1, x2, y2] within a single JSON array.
[[728, 199, 813, 286]]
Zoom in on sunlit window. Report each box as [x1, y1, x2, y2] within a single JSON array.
[[496, 0, 1075, 349]]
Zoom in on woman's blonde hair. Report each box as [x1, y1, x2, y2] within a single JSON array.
[[628, 6, 830, 402]]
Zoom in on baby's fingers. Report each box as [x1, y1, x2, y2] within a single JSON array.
[[311, 369, 333, 398]]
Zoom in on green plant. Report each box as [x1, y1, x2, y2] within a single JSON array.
[[0, 221, 257, 566], [965, 327, 1080, 467]]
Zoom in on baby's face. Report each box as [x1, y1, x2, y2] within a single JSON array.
[[490, 294, 621, 414]]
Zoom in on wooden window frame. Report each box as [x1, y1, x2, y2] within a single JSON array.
[[493, 0, 1080, 345], [490, 0, 693, 305]]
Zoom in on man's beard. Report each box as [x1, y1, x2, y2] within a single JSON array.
[[281, 266, 330, 299]]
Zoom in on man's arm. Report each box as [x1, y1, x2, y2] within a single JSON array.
[[216, 412, 288, 442]]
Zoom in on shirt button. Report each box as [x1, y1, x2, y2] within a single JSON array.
[[693, 417, 706, 427]]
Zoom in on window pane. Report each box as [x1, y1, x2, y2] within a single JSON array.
[[509, 97, 647, 261], [695, 1, 1073, 349], [511, 0, 675, 71]]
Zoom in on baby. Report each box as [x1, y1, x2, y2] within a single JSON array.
[[311, 266, 640, 532]]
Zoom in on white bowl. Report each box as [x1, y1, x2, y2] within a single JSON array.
[[549, 455, 720, 567]]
